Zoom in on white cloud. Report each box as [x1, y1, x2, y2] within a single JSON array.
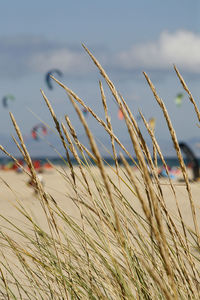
[[2, 31, 200, 79], [29, 48, 92, 75], [0, 36, 94, 78], [115, 30, 200, 72]]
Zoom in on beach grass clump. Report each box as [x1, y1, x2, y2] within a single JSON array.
[[0, 45, 200, 299]]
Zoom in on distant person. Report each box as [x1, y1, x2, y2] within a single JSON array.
[[179, 142, 200, 181]]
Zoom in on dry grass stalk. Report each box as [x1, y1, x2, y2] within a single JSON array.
[[63, 117, 107, 227], [0, 145, 30, 178], [139, 257, 173, 300], [65, 47, 181, 296], [40, 89, 76, 187], [11, 135, 26, 158], [81, 46, 133, 136], [140, 111, 194, 253], [0, 266, 10, 300], [122, 154, 182, 297], [140, 112, 193, 254], [51, 74, 136, 165], [140, 111, 175, 194], [119, 153, 180, 297], [83, 46, 155, 181], [64, 115, 92, 164], [97, 70, 178, 295], [119, 106, 175, 287], [99, 85, 131, 242], [76, 142, 97, 163], [82, 44, 122, 106], [143, 71, 200, 248], [81, 46, 143, 171], [60, 123, 95, 294], [9, 113, 69, 298], [9, 113, 46, 201], [67, 92, 124, 244], [119, 93, 151, 168], [119, 95, 163, 203], [64, 110, 134, 300], [99, 80, 120, 180], [61, 122, 93, 198], [174, 65, 200, 122]]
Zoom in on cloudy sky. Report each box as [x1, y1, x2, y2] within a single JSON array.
[[1, 0, 200, 157]]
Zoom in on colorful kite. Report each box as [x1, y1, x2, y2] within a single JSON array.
[[148, 117, 156, 131], [2, 94, 15, 108], [175, 93, 183, 107], [31, 124, 47, 141], [118, 108, 124, 120], [45, 69, 63, 89]]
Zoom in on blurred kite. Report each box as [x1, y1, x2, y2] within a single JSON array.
[[45, 69, 63, 90], [31, 124, 47, 141], [118, 108, 124, 120], [2, 94, 15, 108], [175, 93, 183, 107], [148, 117, 156, 131], [82, 108, 88, 117], [136, 114, 142, 122]]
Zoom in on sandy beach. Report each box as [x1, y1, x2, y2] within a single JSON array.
[[0, 165, 200, 236], [0, 164, 200, 298]]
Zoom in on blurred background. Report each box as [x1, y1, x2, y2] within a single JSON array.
[[1, 0, 200, 158]]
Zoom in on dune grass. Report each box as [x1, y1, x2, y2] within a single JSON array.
[[0, 45, 200, 299]]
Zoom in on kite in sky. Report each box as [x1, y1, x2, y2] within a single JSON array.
[[2, 94, 15, 108], [31, 124, 47, 141], [148, 117, 156, 131], [136, 114, 142, 122], [118, 108, 124, 120], [82, 108, 88, 117], [45, 69, 63, 90], [175, 93, 183, 107]]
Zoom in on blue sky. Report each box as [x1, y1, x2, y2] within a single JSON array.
[[1, 1, 200, 157]]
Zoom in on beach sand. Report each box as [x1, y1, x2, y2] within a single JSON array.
[[0, 165, 200, 235], [0, 165, 200, 297]]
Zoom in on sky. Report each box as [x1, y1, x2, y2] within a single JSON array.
[[1, 0, 200, 158]]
